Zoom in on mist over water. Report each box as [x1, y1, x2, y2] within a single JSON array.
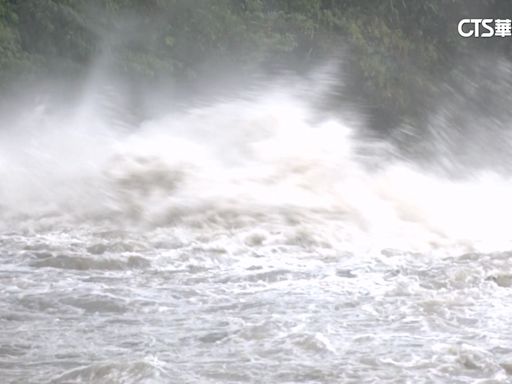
[[2, 72, 512, 253], [3, 68, 512, 383]]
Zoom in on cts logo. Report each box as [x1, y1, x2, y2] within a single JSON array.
[[458, 19, 512, 37], [458, 19, 494, 37]]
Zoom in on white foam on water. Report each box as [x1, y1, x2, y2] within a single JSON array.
[[1, 83, 512, 254]]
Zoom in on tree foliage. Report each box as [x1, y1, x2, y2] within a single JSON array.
[[0, 0, 511, 125]]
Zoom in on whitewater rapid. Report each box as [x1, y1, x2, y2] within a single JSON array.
[[2, 89, 512, 253], [2, 86, 512, 383]]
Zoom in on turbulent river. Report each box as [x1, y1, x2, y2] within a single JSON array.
[[2, 86, 512, 383]]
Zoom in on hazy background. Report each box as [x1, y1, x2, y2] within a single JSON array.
[[0, 2, 507, 118], [2, 0, 512, 173]]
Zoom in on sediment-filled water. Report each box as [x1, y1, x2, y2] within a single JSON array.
[[2, 86, 512, 383]]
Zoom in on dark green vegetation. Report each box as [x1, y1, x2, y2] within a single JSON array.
[[1, 0, 511, 127]]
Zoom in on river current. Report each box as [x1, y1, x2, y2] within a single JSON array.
[[1, 88, 512, 383]]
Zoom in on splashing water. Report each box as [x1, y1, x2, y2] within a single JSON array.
[[2, 82, 512, 383], [2, 86, 512, 253]]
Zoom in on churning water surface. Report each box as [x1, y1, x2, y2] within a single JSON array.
[[1, 85, 512, 383]]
